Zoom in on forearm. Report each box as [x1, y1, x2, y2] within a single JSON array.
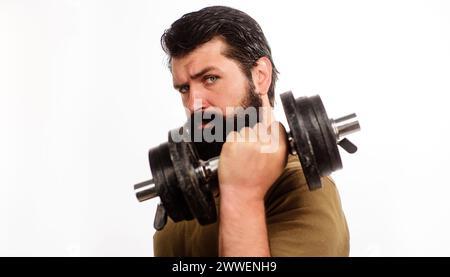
[[218, 189, 271, 257]]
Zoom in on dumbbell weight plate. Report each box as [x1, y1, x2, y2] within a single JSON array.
[[168, 138, 217, 225], [296, 95, 342, 179], [308, 95, 343, 173], [148, 141, 193, 222], [281, 91, 322, 190], [280, 91, 344, 190]]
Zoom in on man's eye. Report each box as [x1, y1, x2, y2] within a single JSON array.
[[179, 85, 189, 94], [205, 75, 219, 84]]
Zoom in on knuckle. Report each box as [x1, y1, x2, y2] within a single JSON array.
[[225, 131, 239, 142], [239, 127, 251, 134]]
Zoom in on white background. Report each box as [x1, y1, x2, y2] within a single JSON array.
[[1, 0, 449, 256]]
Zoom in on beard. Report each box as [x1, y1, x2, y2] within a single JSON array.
[[186, 80, 263, 161], [239, 79, 262, 110]]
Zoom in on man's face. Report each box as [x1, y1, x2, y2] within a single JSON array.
[[171, 37, 260, 118], [170, 37, 263, 159]]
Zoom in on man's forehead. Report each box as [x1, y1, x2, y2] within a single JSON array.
[[171, 38, 229, 75]]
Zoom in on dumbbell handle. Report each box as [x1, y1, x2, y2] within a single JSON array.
[[196, 157, 220, 185], [133, 158, 220, 202], [331, 113, 360, 141], [134, 179, 157, 202]]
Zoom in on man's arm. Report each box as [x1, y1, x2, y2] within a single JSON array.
[[218, 189, 270, 256], [218, 122, 287, 257]]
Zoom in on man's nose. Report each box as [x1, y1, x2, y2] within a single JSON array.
[[187, 86, 210, 112]]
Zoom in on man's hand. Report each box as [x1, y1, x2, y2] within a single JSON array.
[[218, 119, 288, 257], [219, 121, 288, 202]]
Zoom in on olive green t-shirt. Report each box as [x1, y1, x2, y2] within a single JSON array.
[[153, 154, 350, 256]]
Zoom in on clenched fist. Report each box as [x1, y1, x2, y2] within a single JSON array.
[[218, 120, 288, 203]]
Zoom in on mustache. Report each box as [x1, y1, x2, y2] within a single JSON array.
[[187, 108, 262, 141], [184, 108, 262, 161]]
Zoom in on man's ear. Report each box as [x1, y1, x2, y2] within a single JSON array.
[[251, 56, 273, 96]]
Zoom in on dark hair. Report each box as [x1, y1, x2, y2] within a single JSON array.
[[161, 6, 278, 107]]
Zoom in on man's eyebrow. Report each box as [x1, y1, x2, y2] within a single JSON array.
[[173, 66, 220, 90]]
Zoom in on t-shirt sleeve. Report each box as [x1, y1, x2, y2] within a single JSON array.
[[265, 167, 350, 257]]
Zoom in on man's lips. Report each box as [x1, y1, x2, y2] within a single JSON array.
[[190, 110, 221, 130], [199, 120, 214, 129]]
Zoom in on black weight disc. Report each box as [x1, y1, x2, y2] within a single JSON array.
[[296, 96, 330, 185], [309, 96, 342, 173], [168, 140, 217, 225], [280, 91, 322, 190], [148, 142, 193, 222]]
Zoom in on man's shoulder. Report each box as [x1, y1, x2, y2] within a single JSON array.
[[264, 154, 350, 256], [264, 154, 308, 211], [265, 154, 340, 212]]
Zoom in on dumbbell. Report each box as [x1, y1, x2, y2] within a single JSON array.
[[133, 91, 360, 230]]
